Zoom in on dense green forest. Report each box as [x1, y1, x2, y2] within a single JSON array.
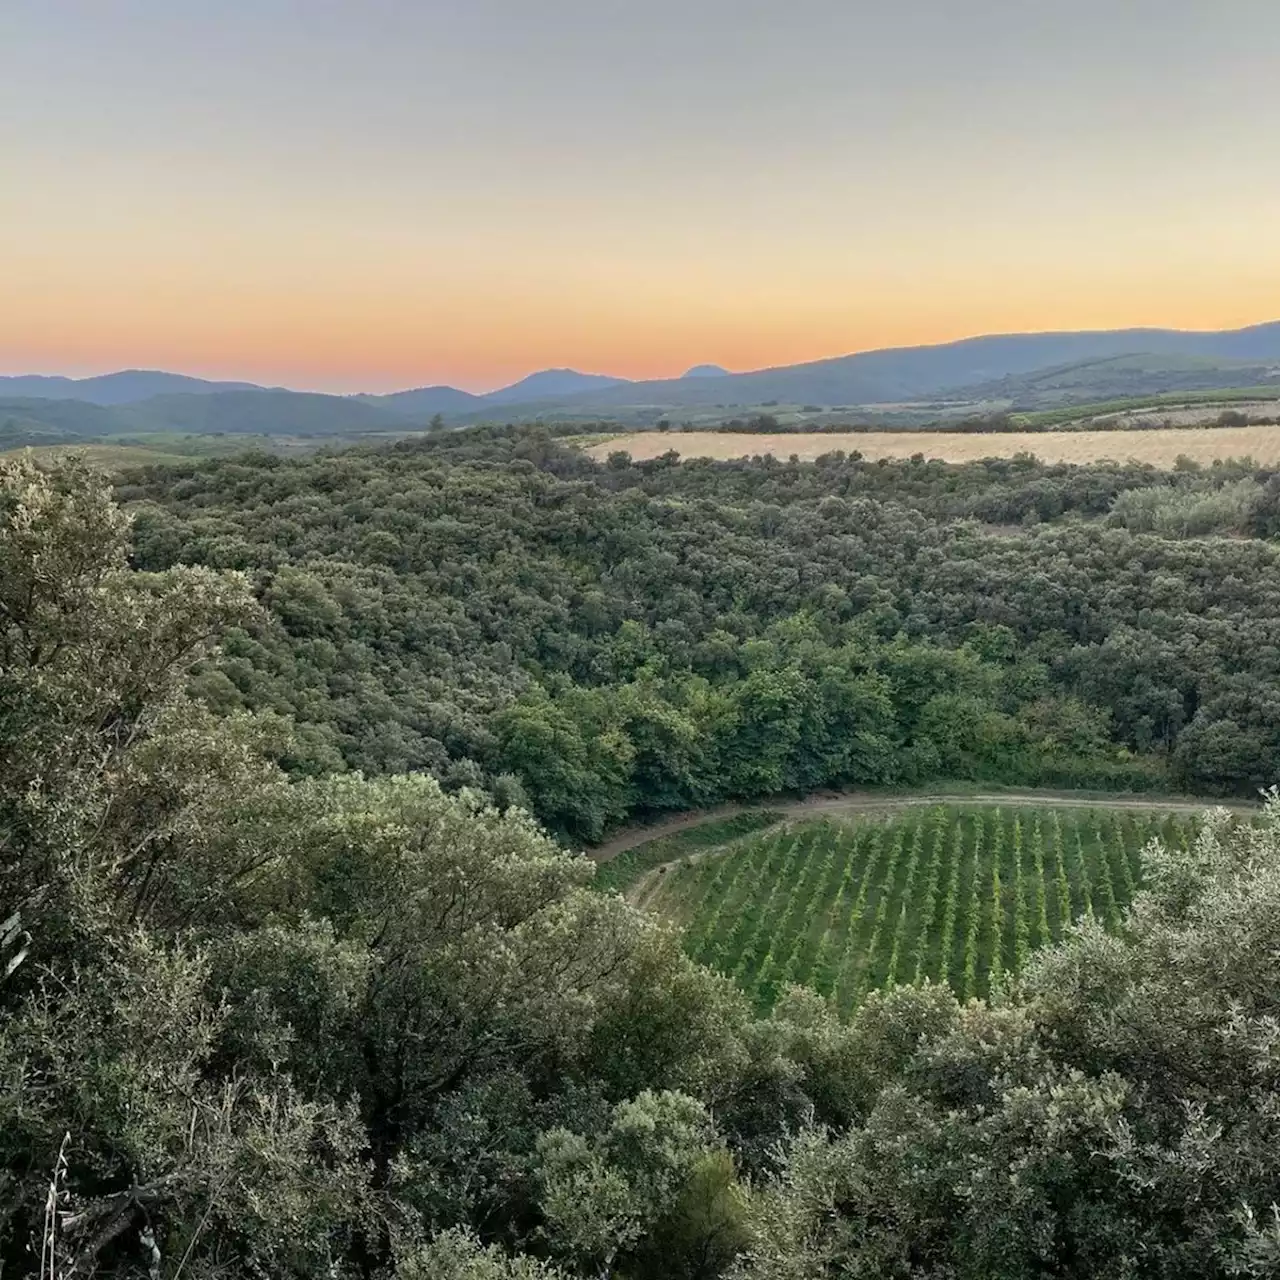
[[115, 428, 1280, 842], [6, 453, 1280, 1278]]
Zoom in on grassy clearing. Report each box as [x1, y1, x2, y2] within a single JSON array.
[[641, 806, 1199, 1014], [593, 809, 783, 895], [565, 431, 627, 449]]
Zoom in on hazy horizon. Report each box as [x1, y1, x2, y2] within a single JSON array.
[[4, 314, 1280, 400], [4, 1, 1279, 393]]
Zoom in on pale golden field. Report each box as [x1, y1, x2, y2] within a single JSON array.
[[587, 426, 1280, 468]]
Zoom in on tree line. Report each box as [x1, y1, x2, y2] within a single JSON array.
[[114, 428, 1280, 841]]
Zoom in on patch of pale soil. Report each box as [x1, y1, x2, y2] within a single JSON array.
[[588, 427, 1280, 468]]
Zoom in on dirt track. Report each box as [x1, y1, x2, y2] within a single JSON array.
[[589, 787, 1258, 863], [587, 427, 1280, 468]]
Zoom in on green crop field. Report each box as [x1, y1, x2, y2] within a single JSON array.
[[1015, 385, 1280, 428], [637, 806, 1196, 1014]]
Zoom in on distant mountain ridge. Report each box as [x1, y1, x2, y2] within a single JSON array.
[[0, 369, 271, 405], [529, 321, 1280, 413], [5, 366, 631, 416], [4, 322, 1278, 442]]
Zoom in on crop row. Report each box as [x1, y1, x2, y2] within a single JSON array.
[[645, 806, 1189, 1013]]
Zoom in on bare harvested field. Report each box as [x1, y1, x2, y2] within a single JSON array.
[[588, 426, 1280, 468]]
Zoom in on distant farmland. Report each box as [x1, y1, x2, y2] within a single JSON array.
[[588, 425, 1280, 467]]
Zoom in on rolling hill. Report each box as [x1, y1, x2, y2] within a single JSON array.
[[121, 389, 402, 435], [354, 385, 485, 417], [953, 352, 1280, 409], [0, 397, 129, 439], [0, 388, 406, 448]]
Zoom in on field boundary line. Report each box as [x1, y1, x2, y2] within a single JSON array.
[[593, 787, 1257, 868]]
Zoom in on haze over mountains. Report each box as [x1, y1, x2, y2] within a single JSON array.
[[2, 367, 627, 411], [0, 370, 272, 404], [4, 321, 1279, 445]]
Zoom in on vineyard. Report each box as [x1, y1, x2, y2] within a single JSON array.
[[636, 806, 1196, 1013]]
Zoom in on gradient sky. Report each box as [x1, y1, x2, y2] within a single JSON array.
[[3, 1, 1278, 393]]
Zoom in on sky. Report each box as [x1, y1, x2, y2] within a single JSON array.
[[2, 1, 1279, 394]]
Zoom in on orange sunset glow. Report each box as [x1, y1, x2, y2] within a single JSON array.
[[4, 2, 1279, 392]]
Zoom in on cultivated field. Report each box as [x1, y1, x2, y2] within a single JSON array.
[[1052, 398, 1280, 431], [634, 806, 1196, 1013], [589, 426, 1280, 467]]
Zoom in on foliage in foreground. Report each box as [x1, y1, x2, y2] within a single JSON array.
[[4, 458, 1280, 1279]]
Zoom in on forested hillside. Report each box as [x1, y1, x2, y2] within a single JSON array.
[[7, 455, 1280, 1279], [119, 428, 1280, 840]]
